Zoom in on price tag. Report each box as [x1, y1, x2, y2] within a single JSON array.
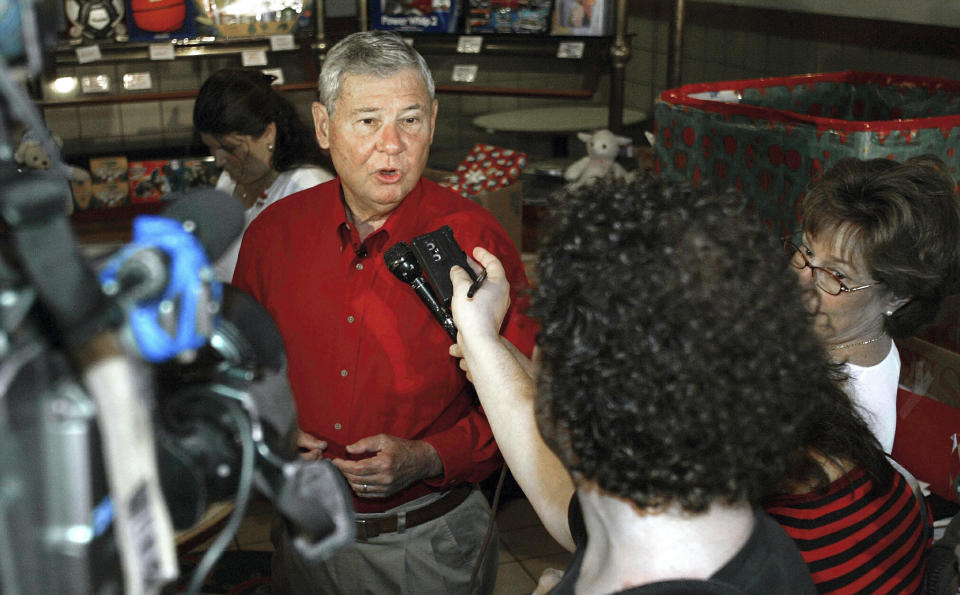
[[456, 36, 483, 54], [556, 41, 585, 59], [75, 45, 102, 64], [122, 72, 153, 91], [262, 67, 285, 85], [452, 64, 478, 83], [148, 44, 175, 61], [81, 74, 111, 94], [241, 50, 268, 67], [269, 35, 296, 51]]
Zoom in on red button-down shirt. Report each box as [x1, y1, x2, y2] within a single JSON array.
[[233, 177, 537, 513]]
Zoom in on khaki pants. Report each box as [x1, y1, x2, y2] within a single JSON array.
[[271, 489, 499, 595]]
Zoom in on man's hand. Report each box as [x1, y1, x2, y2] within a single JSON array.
[[449, 246, 511, 348], [333, 435, 443, 498], [296, 430, 328, 461]]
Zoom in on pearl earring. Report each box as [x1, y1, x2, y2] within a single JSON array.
[[886, 310, 893, 316], [267, 143, 274, 152]]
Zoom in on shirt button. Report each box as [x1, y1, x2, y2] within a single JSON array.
[[356, 263, 364, 271], [347, 315, 355, 323], [340, 369, 348, 377], [334, 423, 342, 430]]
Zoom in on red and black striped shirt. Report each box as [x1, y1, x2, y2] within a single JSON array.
[[764, 465, 929, 594]]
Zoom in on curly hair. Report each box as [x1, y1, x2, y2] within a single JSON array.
[[193, 68, 330, 173], [802, 155, 960, 338], [531, 174, 881, 513]]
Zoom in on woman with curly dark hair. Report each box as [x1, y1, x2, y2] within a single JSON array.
[[193, 68, 333, 281], [449, 175, 822, 593], [786, 155, 960, 454]]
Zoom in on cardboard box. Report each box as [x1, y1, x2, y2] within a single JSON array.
[[181, 157, 221, 191], [128, 159, 180, 203], [550, 0, 612, 36], [70, 175, 94, 211], [89, 156, 130, 208], [424, 168, 523, 250], [892, 387, 960, 504], [369, 0, 459, 33], [208, 0, 308, 38], [468, 0, 551, 33]]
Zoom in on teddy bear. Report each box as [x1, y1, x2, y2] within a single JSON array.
[[15, 130, 92, 212], [563, 129, 633, 190]]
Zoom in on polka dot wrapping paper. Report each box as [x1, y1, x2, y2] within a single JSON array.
[[653, 71, 960, 237], [441, 143, 528, 201]]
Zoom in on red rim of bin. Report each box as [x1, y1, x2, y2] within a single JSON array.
[[658, 71, 960, 133]]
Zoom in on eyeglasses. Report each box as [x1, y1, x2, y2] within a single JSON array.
[[782, 239, 878, 296]]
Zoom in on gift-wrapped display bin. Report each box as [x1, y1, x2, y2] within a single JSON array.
[[653, 72, 960, 236]]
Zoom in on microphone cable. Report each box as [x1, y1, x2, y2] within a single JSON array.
[[184, 398, 255, 595], [466, 466, 508, 595]]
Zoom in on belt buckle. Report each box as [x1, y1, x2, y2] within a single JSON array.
[[356, 518, 381, 541]]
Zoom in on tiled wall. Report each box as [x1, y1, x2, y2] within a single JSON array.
[[41, 3, 960, 171], [42, 52, 313, 159]]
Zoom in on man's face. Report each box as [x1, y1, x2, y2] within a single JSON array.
[[312, 68, 438, 222]]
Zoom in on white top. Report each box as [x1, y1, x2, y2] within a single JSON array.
[[844, 341, 901, 454], [213, 166, 333, 282]]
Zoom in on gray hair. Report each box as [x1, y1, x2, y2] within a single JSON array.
[[318, 31, 435, 116]]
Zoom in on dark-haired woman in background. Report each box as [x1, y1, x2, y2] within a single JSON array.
[[783, 155, 960, 454], [194, 68, 333, 281]]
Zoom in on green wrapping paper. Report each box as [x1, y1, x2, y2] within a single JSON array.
[[653, 72, 960, 236]]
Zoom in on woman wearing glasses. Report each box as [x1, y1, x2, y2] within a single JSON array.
[[760, 156, 959, 592], [783, 155, 960, 454], [194, 68, 333, 281]]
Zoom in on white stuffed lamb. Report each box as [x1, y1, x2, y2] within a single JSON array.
[[563, 129, 633, 189]]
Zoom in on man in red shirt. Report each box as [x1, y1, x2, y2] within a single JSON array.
[[232, 30, 536, 594]]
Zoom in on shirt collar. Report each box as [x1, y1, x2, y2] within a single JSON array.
[[335, 177, 429, 258]]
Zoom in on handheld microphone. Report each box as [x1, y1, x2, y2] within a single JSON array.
[[384, 241, 458, 341]]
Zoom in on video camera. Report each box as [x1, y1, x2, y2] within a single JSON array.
[[0, 3, 354, 594]]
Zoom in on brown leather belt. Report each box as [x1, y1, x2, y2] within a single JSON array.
[[355, 484, 473, 541]]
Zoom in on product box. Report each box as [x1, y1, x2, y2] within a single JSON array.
[[369, 0, 459, 33], [181, 156, 221, 191], [653, 72, 960, 237], [424, 168, 523, 250], [89, 156, 130, 208], [209, 0, 307, 38], [71, 175, 95, 211], [125, 0, 196, 41], [550, 0, 610, 36], [468, 0, 551, 34], [128, 159, 180, 203]]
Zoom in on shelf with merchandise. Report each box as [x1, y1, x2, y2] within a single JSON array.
[[402, 33, 615, 98], [48, 32, 318, 66]]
